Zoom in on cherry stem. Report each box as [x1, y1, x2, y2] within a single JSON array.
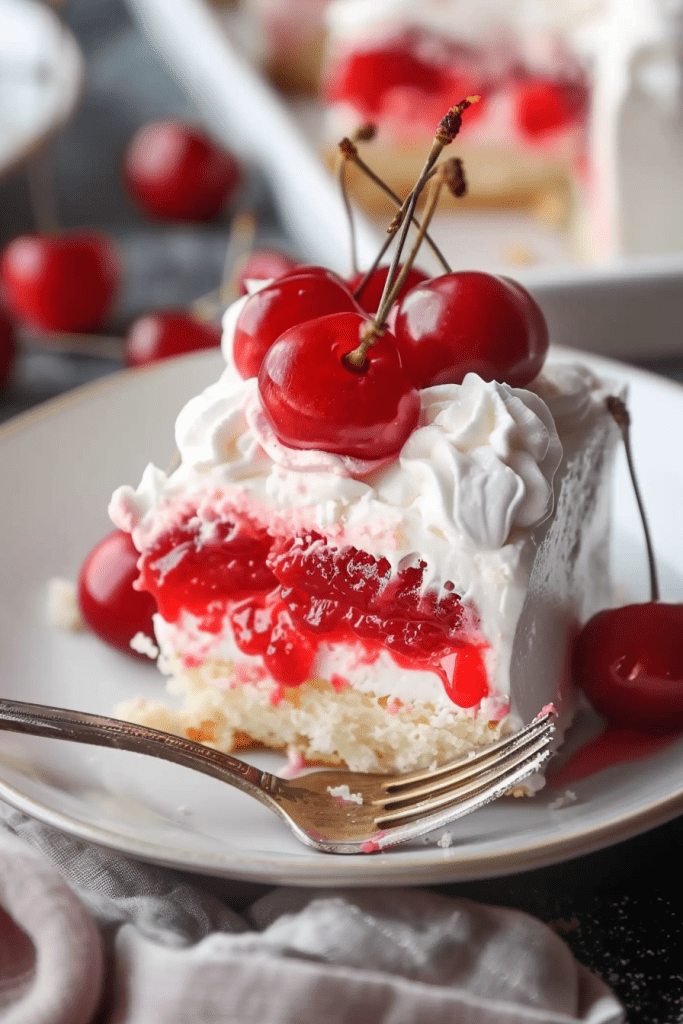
[[336, 147, 358, 276], [378, 165, 448, 313], [607, 395, 660, 603], [191, 210, 256, 321], [339, 138, 451, 279], [373, 98, 477, 327], [345, 98, 477, 369]]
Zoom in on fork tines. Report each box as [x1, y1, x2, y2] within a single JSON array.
[[375, 713, 555, 828]]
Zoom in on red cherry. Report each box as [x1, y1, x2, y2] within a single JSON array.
[[573, 603, 683, 732], [0, 231, 120, 333], [392, 271, 549, 389], [125, 311, 221, 367], [515, 79, 588, 139], [123, 118, 241, 222], [258, 311, 420, 459], [236, 250, 300, 295], [233, 272, 361, 380], [348, 265, 430, 315], [78, 530, 157, 659], [0, 306, 16, 388]]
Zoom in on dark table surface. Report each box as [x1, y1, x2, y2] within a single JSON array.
[[1, 2, 682, 1021]]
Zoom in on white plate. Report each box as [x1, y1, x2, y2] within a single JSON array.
[[0, 0, 84, 178], [1, 347, 682, 886]]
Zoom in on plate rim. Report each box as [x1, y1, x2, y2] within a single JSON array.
[[1, 345, 683, 885]]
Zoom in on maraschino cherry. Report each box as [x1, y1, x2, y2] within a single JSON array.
[[125, 311, 221, 367], [259, 100, 477, 461], [123, 118, 241, 222], [78, 530, 157, 659], [572, 397, 683, 731], [258, 311, 420, 460], [392, 271, 548, 389], [0, 306, 16, 388], [236, 250, 300, 295], [232, 269, 361, 379], [0, 231, 120, 333], [349, 264, 429, 315]]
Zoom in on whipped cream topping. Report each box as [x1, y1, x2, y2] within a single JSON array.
[[111, 364, 571, 576], [378, 377, 562, 550], [529, 362, 607, 428]]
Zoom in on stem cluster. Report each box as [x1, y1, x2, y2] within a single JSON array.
[[344, 97, 477, 369]]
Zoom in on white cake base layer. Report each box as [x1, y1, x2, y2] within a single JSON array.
[[119, 668, 529, 776]]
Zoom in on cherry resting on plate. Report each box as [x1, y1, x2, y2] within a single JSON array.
[[123, 118, 241, 222], [0, 306, 16, 388], [258, 310, 420, 460], [0, 231, 120, 333], [573, 603, 683, 732], [78, 530, 157, 659], [233, 269, 361, 379], [392, 271, 549, 389], [572, 395, 683, 733], [348, 264, 429, 315], [125, 311, 221, 367]]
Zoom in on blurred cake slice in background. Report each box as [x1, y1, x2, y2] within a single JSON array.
[[318, 0, 683, 262]]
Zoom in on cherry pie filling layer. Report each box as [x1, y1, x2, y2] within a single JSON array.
[[138, 506, 489, 709]]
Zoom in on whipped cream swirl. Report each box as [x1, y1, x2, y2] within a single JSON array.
[[115, 366, 564, 558], [382, 375, 562, 550]]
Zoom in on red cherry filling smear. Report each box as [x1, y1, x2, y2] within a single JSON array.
[[572, 602, 683, 731], [258, 311, 421, 460], [78, 530, 157, 659]]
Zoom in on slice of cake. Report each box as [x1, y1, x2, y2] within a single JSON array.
[[110, 323, 619, 774]]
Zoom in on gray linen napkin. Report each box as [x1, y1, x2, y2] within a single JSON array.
[[0, 801, 624, 1024]]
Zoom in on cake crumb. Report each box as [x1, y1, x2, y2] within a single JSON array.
[[186, 720, 217, 743], [327, 784, 363, 805], [130, 632, 159, 660], [549, 789, 578, 810], [46, 578, 84, 631], [437, 831, 453, 848], [510, 786, 530, 798]]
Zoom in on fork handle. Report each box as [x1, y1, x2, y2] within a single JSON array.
[[0, 698, 279, 809]]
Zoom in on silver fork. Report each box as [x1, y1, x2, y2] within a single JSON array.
[[0, 699, 555, 854]]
